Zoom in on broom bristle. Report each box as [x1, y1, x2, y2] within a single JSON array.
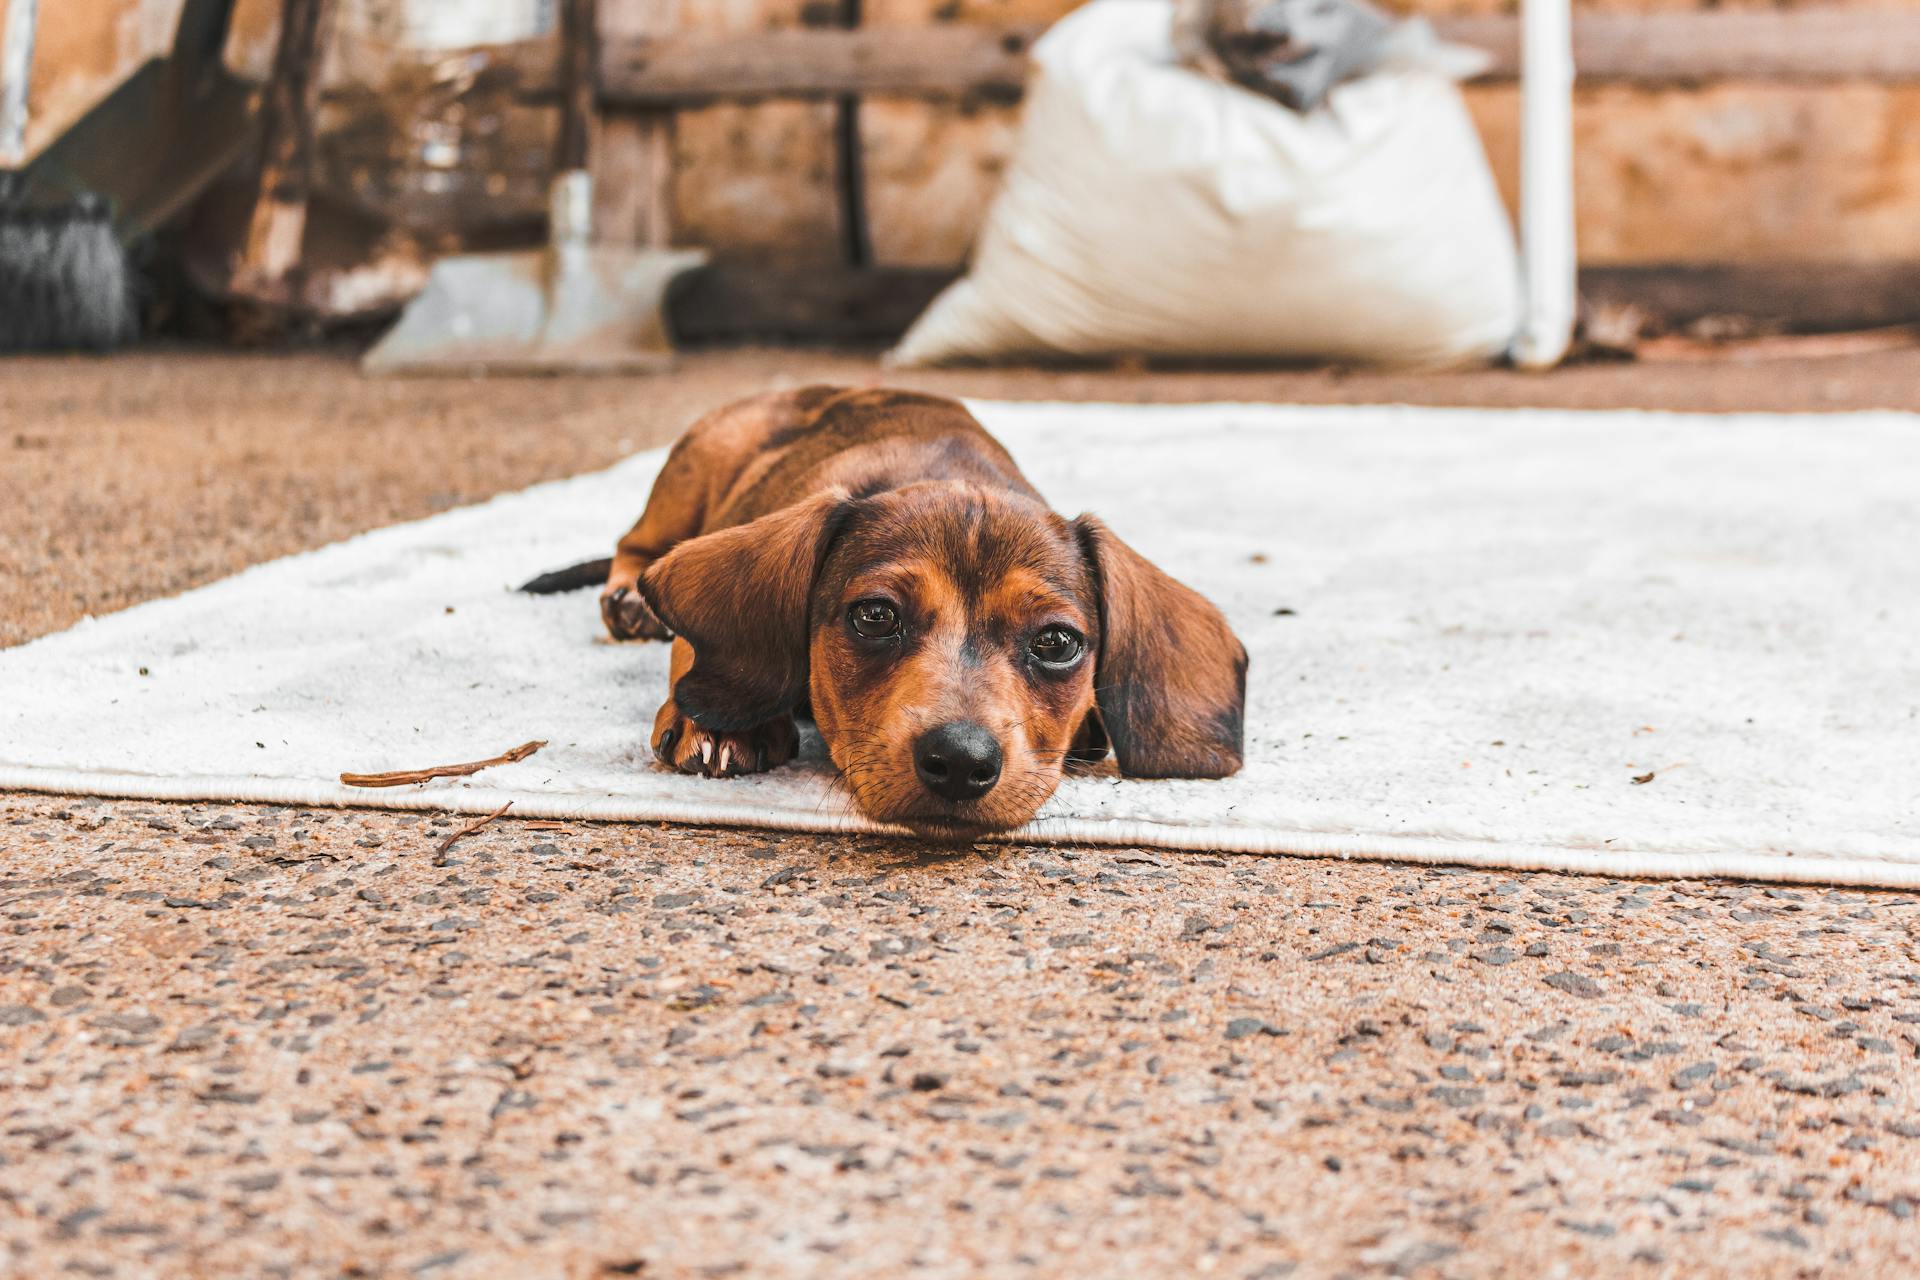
[[0, 193, 136, 352]]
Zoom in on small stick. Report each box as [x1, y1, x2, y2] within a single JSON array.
[[341, 740, 546, 788], [436, 802, 513, 857]]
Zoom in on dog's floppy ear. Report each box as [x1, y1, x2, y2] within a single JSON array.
[[639, 489, 854, 731], [1075, 515, 1247, 778]]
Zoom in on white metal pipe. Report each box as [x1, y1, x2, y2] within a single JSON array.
[[1511, 0, 1577, 369]]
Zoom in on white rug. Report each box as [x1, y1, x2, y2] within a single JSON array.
[[4, 402, 1918, 886]]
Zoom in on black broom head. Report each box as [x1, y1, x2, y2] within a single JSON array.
[[0, 180, 137, 352]]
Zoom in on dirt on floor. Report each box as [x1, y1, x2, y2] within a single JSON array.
[[3, 346, 1920, 1278]]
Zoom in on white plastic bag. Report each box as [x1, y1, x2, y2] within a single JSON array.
[[889, 0, 1520, 369]]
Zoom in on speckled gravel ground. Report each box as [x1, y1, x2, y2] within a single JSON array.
[[5, 350, 1920, 1277], [4, 796, 1919, 1278]]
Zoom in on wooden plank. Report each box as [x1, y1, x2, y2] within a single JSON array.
[[1440, 13, 1920, 83], [233, 0, 332, 304], [591, 112, 674, 246], [591, 0, 675, 248], [556, 0, 596, 172], [1582, 263, 1920, 335], [590, 13, 1920, 106], [598, 24, 1040, 106], [473, 12, 1920, 108], [667, 262, 1920, 345], [668, 264, 954, 343]]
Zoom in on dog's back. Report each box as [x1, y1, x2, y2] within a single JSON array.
[[691, 386, 1041, 532]]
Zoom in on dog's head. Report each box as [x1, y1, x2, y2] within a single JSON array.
[[640, 482, 1246, 837]]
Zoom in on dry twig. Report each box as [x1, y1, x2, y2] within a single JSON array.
[[341, 740, 546, 788], [436, 803, 514, 857]]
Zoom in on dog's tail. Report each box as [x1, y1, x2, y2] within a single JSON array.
[[518, 557, 612, 594]]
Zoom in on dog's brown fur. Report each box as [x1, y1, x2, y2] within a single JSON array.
[[594, 386, 1246, 836]]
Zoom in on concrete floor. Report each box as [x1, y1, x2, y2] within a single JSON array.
[[4, 348, 1920, 1277]]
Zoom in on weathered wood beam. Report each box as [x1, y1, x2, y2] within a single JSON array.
[[587, 12, 1920, 107], [597, 24, 1040, 107], [233, 0, 333, 307], [556, 0, 597, 172], [666, 262, 1920, 345], [1444, 12, 1920, 83], [592, 0, 676, 248], [315, 11, 1920, 109], [668, 265, 954, 344], [1581, 262, 1920, 334]]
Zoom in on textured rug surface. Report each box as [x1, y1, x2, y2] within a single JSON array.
[[3, 402, 1918, 885]]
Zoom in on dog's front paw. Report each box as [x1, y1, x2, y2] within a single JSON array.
[[651, 701, 798, 778], [601, 581, 671, 642]]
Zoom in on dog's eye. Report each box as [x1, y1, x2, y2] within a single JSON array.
[[848, 599, 901, 639], [1029, 626, 1086, 667]]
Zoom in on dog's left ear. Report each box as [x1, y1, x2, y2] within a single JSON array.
[[1075, 515, 1247, 778], [639, 489, 854, 731]]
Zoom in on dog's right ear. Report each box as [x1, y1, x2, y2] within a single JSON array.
[[1075, 515, 1247, 779], [639, 489, 855, 731]]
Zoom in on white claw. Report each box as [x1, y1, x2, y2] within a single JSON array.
[[699, 739, 713, 766], [718, 744, 734, 775]]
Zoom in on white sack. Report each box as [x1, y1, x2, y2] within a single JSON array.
[[889, 0, 1521, 368]]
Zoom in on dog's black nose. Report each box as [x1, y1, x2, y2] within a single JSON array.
[[913, 721, 1003, 801]]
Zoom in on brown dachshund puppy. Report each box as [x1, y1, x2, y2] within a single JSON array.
[[528, 386, 1246, 837]]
